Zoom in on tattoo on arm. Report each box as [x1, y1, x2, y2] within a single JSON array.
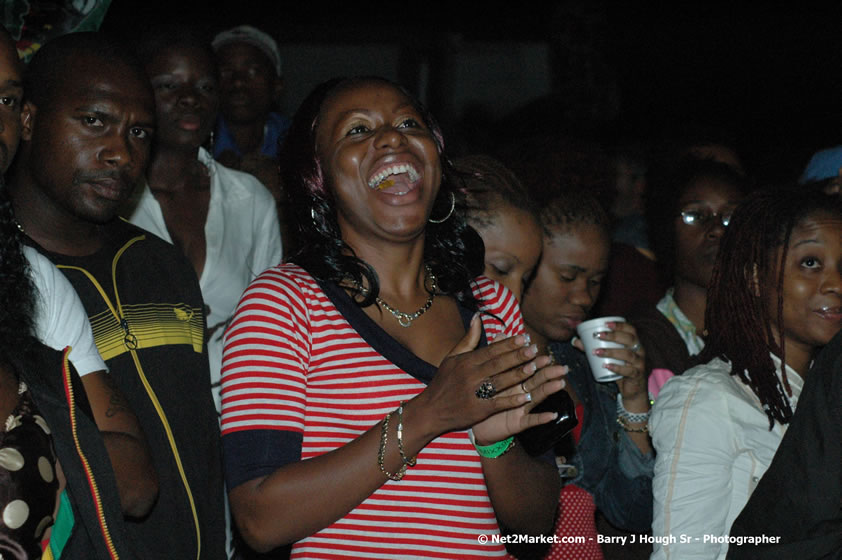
[[101, 373, 130, 418]]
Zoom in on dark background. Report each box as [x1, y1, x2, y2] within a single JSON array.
[[101, 2, 842, 184]]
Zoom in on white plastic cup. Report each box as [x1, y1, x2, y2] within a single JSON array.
[[576, 316, 626, 383]]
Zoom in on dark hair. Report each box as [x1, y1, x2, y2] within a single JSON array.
[[0, 178, 36, 372], [454, 154, 536, 229], [132, 24, 217, 73], [538, 190, 610, 239], [24, 32, 147, 113], [500, 135, 614, 212], [280, 76, 480, 308], [646, 157, 750, 277], [700, 187, 842, 428]]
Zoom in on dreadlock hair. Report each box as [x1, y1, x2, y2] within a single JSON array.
[[454, 154, 537, 230], [280, 76, 480, 309], [0, 176, 36, 375], [132, 24, 216, 65], [700, 187, 842, 428]]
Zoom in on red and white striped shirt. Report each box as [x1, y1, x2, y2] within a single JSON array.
[[221, 263, 524, 559]]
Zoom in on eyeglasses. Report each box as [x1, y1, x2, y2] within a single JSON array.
[[678, 209, 732, 228]]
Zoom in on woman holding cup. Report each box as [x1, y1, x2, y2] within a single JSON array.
[[520, 191, 653, 559]]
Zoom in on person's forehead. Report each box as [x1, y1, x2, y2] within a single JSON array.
[[53, 57, 153, 112], [68, 53, 144, 89], [322, 82, 412, 117], [0, 36, 23, 80], [217, 42, 273, 69]]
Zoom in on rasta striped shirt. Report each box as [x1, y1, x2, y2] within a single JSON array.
[[220, 263, 524, 559]]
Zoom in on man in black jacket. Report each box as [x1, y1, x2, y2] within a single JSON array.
[[7, 32, 225, 560]]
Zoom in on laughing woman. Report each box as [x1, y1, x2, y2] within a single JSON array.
[[219, 77, 565, 559], [650, 188, 842, 559]]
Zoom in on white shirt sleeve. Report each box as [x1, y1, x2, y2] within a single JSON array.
[[25, 246, 107, 376], [650, 373, 737, 560], [250, 185, 283, 277]]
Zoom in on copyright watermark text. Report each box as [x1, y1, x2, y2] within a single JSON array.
[[478, 534, 584, 545]]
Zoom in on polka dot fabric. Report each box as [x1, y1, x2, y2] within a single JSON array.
[[504, 485, 604, 560], [0, 387, 58, 559]]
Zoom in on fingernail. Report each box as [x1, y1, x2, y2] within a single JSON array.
[[523, 333, 531, 346], [525, 344, 538, 357], [471, 312, 480, 325], [606, 322, 616, 328], [593, 331, 605, 339], [524, 392, 532, 403], [523, 361, 537, 374], [594, 348, 605, 356]]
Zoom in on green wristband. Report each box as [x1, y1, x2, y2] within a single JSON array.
[[468, 429, 516, 458]]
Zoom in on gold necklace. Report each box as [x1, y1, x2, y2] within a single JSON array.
[[352, 265, 438, 328]]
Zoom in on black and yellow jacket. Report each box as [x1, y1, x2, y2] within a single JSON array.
[[29, 219, 225, 560], [14, 343, 136, 559]]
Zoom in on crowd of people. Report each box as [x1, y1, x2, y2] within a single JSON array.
[[1, 18, 842, 560]]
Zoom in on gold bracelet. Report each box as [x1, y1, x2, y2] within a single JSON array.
[[617, 415, 649, 433], [396, 403, 417, 467], [378, 412, 408, 481]]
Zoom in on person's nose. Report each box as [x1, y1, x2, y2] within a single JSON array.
[[176, 85, 200, 107], [374, 125, 407, 149], [822, 265, 842, 296], [569, 280, 596, 310], [100, 131, 131, 167], [705, 216, 727, 240]]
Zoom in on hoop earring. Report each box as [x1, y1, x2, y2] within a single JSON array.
[[428, 192, 455, 224]]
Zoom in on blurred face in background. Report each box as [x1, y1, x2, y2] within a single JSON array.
[[674, 178, 744, 290], [0, 32, 23, 174], [470, 201, 541, 301], [146, 44, 219, 150], [216, 42, 280, 125], [521, 222, 610, 343]]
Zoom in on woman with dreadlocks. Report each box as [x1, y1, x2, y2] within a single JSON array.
[[650, 187, 842, 559]]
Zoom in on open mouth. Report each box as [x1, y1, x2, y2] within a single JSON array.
[[367, 163, 421, 195]]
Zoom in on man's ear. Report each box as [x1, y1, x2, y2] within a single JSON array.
[[20, 101, 36, 141]]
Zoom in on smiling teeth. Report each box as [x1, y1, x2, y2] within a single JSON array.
[[368, 164, 420, 189]]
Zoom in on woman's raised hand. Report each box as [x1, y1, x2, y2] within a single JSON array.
[[414, 314, 567, 445]]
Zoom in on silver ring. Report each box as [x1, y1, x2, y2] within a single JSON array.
[[475, 378, 496, 399], [520, 382, 529, 394], [630, 342, 641, 353]]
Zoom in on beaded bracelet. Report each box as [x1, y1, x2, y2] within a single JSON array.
[[616, 393, 650, 424], [617, 415, 649, 433], [468, 429, 516, 458], [378, 412, 408, 481]]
